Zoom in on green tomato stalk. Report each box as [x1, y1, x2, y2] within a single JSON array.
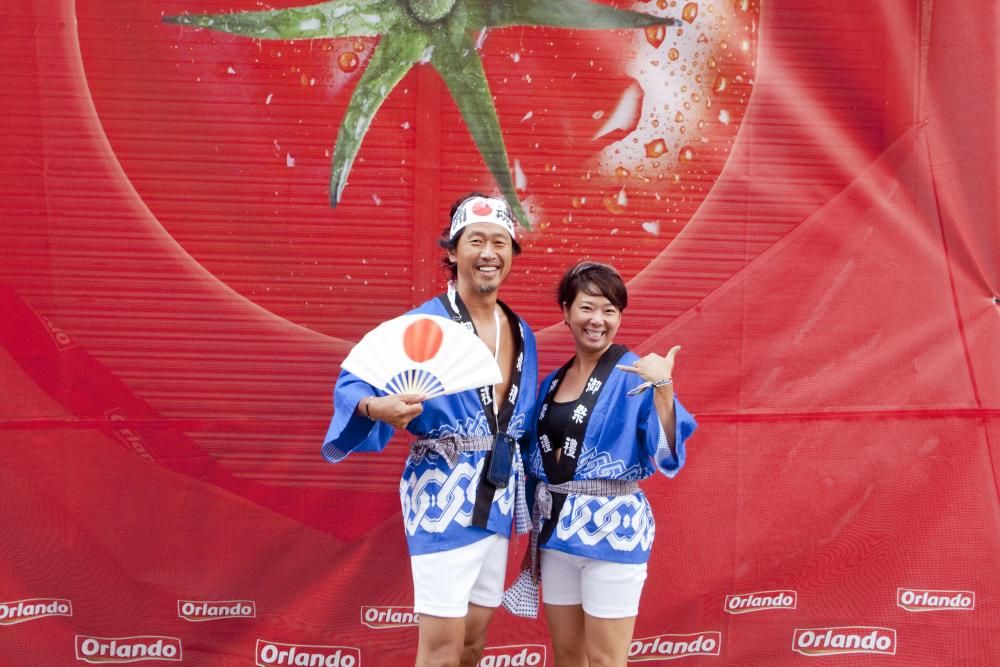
[[164, 0, 678, 230]]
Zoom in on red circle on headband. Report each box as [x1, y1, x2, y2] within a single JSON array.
[[471, 201, 493, 217]]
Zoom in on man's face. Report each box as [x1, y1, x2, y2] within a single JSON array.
[[449, 223, 514, 295]]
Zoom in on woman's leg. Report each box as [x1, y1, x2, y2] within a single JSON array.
[[583, 614, 636, 667], [579, 558, 647, 667], [545, 604, 588, 667], [541, 550, 587, 667]]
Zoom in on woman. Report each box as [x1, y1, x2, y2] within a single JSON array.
[[504, 261, 696, 667]]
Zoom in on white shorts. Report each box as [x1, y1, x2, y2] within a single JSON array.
[[410, 534, 509, 618], [540, 549, 648, 619]]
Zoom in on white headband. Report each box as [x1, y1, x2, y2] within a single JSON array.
[[449, 196, 517, 240]]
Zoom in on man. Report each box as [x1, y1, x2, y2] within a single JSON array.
[[322, 194, 537, 667]]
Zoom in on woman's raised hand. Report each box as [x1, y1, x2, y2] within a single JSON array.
[[616, 345, 681, 394]]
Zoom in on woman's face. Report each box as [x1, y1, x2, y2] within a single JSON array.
[[562, 287, 623, 356]]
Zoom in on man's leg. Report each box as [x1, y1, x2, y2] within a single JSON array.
[[411, 539, 487, 667], [461, 534, 510, 666], [459, 603, 495, 667], [416, 614, 465, 667], [411, 535, 507, 667]]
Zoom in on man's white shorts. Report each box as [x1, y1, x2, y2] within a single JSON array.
[[540, 548, 648, 619], [410, 534, 509, 618]]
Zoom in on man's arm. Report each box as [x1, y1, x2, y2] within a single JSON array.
[[321, 370, 401, 463]]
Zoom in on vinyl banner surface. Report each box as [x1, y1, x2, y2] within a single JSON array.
[[2, 0, 998, 664]]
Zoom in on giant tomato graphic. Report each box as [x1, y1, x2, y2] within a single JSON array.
[[77, 0, 757, 340]]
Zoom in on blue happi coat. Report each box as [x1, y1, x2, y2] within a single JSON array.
[[322, 294, 538, 556], [529, 349, 696, 564]]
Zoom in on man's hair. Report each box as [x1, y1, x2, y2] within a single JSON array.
[[556, 262, 628, 311], [438, 192, 522, 280]]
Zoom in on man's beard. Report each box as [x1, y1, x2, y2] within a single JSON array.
[[476, 281, 499, 295]]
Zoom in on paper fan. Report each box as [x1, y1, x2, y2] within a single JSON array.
[[341, 314, 502, 399]]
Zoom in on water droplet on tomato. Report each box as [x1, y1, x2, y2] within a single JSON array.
[[682, 2, 699, 23], [644, 138, 667, 158], [668, 48, 680, 61], [603, 189, 628, 214], [645, 25, 666, 48], [338, 52, 359, 72]]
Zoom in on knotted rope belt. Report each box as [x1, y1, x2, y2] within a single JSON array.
[[501, 478, 640, 619], [409, 434, 530, 535]]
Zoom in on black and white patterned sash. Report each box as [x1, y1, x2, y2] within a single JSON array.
[[535, 344, 627, 546], [437, 289, 526, 529]]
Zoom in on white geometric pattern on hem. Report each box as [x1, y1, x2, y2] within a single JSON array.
[[554, 494, 655, 552], [400, 457, 515, 536], [400, 459, 481, 535]]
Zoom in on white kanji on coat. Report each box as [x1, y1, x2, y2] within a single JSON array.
[[564, 437, 579, 458], [571, 405, 588, 424], [586, 378, 603, 394]]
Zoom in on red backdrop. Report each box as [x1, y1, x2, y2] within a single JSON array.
[[2, 0, 998, 664]]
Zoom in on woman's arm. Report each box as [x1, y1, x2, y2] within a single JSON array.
[[622, 346, 697, 476], [618, 345, 681, 437]]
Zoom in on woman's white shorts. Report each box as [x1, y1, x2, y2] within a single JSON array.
[[410, 534, 509, 618], [541, 548, 648, 619]]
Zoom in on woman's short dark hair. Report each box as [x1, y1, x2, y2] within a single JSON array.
[[438, 192, 522, 279], [557, 261, 627, 311]]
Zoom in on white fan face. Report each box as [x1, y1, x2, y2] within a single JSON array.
[[341, 315, 503, 399]]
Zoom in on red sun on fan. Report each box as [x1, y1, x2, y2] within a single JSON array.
[[402, 318, 444, 363]]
